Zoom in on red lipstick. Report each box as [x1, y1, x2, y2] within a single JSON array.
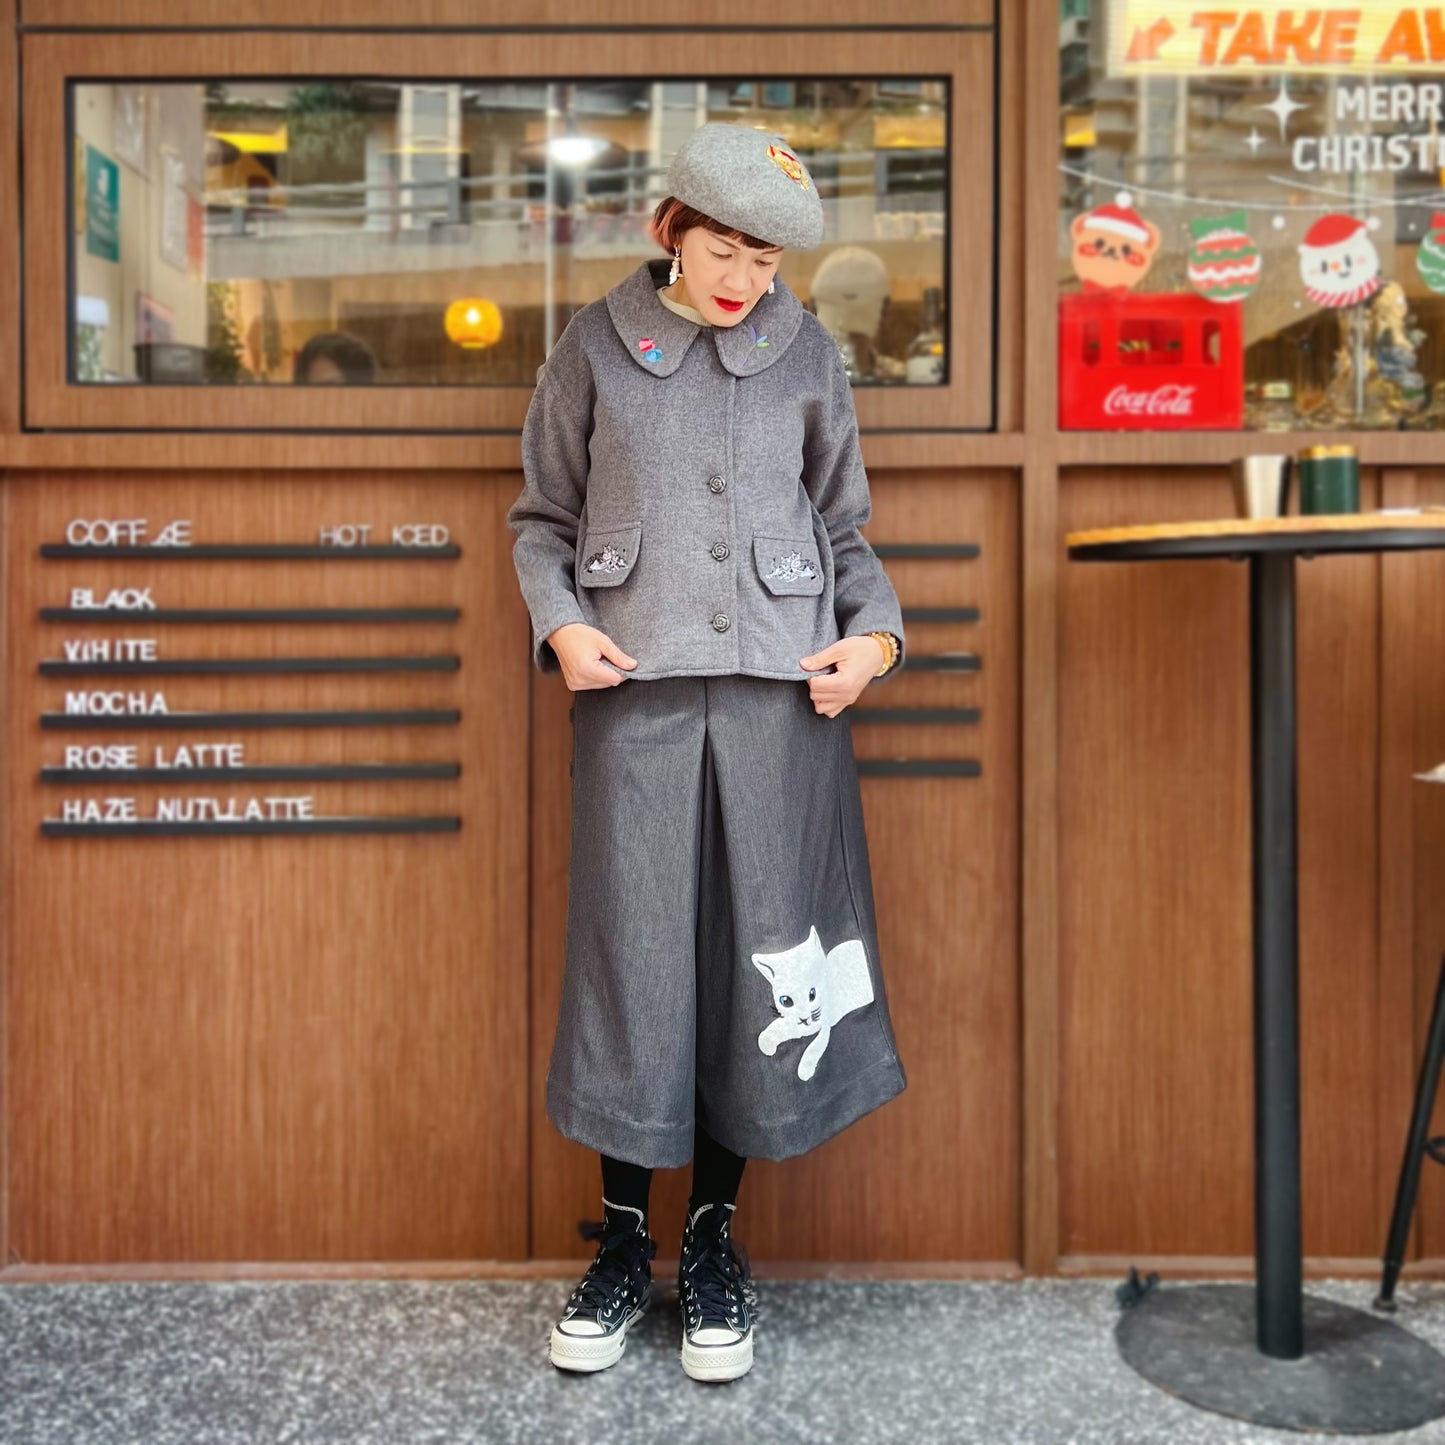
[[713, 297, 745, 313]]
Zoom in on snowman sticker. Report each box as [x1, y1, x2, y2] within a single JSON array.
[[1298, 214, 1382, 310]]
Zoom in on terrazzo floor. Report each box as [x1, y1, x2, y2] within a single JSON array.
[[1, 1275, 1444, 1445]]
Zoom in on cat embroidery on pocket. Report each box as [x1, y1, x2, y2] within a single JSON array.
[[752, 925, 874, 1081], [765, 551, 817, 583], [585, 545, 630, 574]]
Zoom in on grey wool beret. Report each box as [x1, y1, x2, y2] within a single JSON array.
[[667, 122, 824, 250]]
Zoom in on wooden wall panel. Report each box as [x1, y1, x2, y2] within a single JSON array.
[[3, 471, 530, 1262], [22, 1, 995, 24], [1296, 511, 1384, 1258], [0, 0, 17, 437], [0, 0, 15, 1276], [1375, 469, 1422, 1256], [1404, 472, 1445, 1264], [1059, 472, 1252, 1259], [530, 472, 1021, 1264], [1018, 0, 1061, 1277], [1059, 470, 1386, 1262], [2, 0, 1437, 1281]]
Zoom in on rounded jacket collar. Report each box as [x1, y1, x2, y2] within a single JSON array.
[[604, 257, 807, 379]]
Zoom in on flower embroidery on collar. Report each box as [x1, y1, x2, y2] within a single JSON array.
[[741, 323, 771, 368], [638, 337, 663, 363]]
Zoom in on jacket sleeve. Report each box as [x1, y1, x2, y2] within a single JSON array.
[[507, 324, 594, 673], [802, 344, 906, 677]]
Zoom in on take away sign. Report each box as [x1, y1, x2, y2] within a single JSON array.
[[1110, 3, 1445, 74]]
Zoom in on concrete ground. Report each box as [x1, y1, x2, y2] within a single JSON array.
[[2, 1275, 1444, 1444]]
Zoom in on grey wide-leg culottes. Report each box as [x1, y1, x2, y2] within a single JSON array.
[[547, 673, 907, 1168]]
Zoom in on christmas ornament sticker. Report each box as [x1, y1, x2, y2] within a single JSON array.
[[1418, 213, 1445, 295], [1298, 213, 1382, 309], [1070, 194, 1162, 294], [1187, 212, 1262, 302]]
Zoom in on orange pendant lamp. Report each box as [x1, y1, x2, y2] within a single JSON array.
[[445, 298, 503, 350]]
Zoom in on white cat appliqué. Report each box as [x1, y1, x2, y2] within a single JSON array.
[[752, 925, 874, 1081]]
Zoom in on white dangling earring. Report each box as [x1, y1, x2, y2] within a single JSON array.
[[669, 247, 681, 286], [767, 278, 775, 295]]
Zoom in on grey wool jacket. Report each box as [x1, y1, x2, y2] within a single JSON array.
[[507, 257, 905, 683]]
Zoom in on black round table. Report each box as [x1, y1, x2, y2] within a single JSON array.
[[1068, 513, 1445, 1434]]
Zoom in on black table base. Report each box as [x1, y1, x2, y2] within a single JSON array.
[[1251, 551, 1304, 1357], [1116, 1283, 1445, 1434]]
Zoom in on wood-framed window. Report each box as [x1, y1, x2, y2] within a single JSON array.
[[25, 29, 994, 432]]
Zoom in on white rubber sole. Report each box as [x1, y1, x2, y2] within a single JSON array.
[[548, 1298, 648, 1373], [680, 1329, 754, 1382]]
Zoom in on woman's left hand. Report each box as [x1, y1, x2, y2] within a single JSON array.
[[799, 636, 884, 718]]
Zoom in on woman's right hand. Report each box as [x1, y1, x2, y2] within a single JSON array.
[[547, 622, 638, 690]]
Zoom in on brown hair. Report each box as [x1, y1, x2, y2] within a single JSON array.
[[650, 197, 779, 254]]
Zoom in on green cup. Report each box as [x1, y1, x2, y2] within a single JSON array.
[[1297, 445, 1359, 514]]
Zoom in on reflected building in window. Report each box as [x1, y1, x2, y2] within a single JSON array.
[[68, 77, 950, 389]]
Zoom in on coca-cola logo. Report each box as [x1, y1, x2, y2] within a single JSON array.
[[1103, 383, 1196, 416]]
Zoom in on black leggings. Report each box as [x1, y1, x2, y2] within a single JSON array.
[[601, 1124, 746, 1220]]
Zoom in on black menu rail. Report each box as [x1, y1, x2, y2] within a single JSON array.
[[42, 709, 462, 730], [41, 656, 461, 677], [42, 545, 460, 560], [40, 607, 461, 624], [42, 817, 463, 838], [42, 521, 465, 840], [42, 764, 462, 784]]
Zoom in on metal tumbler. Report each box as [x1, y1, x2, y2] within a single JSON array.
[[1232, 454, 1292, 521]]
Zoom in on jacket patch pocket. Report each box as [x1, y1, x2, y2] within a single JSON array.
[[578, 522, 642, 588], [753, 534, 825, 597]]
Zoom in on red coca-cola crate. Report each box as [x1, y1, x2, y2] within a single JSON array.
[[1058, 291, 1243, 430]]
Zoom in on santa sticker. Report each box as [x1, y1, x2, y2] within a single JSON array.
[[1298, 213, 1382, 309], [1070, 195, 1162, 294]]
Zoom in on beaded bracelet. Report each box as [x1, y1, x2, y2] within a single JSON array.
[[867, 630, 901, 677]]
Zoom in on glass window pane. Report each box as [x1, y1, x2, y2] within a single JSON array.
[[70, 77, 949, 388], [1060, 1, 1445, 431]]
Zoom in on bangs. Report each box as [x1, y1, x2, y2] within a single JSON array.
[[651, 197, 777, 254]]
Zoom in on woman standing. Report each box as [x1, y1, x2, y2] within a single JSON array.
[[507, 122, 907, 1383]]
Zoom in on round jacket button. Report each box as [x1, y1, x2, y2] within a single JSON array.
[[711, 542, 730, 561], [707, 475, 727, 494], [711, 612, 731, 633]]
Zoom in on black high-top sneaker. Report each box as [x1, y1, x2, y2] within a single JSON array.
[[677, 1201, 754, 1382], [549, 1201, 656, 1373]]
